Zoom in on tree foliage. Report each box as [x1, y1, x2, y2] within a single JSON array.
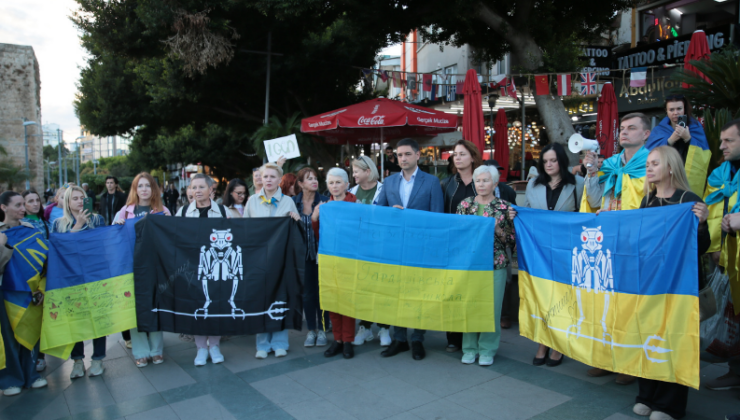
[[671, 48, 740, 115]]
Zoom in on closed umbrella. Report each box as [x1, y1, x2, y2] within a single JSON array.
[[462, 69, 485, 153], [493, 109, 509, 181], [683, 30, 712, 88], [596, 82, 619, 159]]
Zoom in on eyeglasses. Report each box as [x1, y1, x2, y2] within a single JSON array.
[[234, 192, 246, 197]]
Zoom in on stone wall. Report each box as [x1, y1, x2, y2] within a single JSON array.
[[0, 43, 43, 192]]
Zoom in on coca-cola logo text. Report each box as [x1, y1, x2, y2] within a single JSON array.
[[357, 115, 386, 125]]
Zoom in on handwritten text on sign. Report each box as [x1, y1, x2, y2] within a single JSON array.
[[264, 134, 301, 162]]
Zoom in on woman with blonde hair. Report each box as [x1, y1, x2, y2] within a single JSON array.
[[632, 145, 709, 420], [50, 185, 107, 379], [113, 172, 170, 368]]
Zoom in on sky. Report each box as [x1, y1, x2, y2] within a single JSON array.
[[1, 1, 86, 145]]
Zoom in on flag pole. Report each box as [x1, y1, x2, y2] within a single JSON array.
[[380, 127, 385, 182]]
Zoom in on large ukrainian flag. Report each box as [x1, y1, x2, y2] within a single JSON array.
[[41, 222, 138, 359], [1, 226, 48, 350], [318, 202, 496, 332], [514, 204, 700, 388]]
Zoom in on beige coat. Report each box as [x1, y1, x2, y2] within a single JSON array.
[[0, 221, 34, 286], [244, 188, 297, 218]]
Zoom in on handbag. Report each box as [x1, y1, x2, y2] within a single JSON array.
[[698, 263, 718, 321]]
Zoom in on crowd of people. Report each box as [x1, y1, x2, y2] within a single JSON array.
[[0, 98, 738, 419]]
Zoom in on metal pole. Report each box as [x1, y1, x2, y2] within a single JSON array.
[[521, 90, 526, 181], [94, 159, 97, 175], [264, 32, 272, 126], [57, 129, 63, 187], [23, 120, 31, 190], [76, 146, 80, 185], [380, 128, 385, 182]]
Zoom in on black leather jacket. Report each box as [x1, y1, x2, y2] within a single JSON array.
[[442, 173, 477, 214]]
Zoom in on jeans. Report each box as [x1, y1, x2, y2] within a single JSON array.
[[358, 320, 389, 329], [71, 337, 107, 360], [393, 327, 425, 343], [130, 328, 164, 359], [256, 330, 289, 352], [463, 268, 506, 357], [194, 336, 220, 349], [304, 260, 329, 330]]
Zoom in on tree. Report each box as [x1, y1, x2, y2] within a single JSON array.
[[72, 1, 397, 177], [0, 146, 30, 191], [671, 48, 740, 115]]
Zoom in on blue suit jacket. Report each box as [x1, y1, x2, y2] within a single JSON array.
[[376, 168, 444, 213]]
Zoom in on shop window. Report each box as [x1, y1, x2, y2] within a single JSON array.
[[639, 0, 738, 45]]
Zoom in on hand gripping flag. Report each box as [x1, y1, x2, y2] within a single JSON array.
[[41, 221, 138, 359], [1, 226, 48, 350], [514, 204, 701, 388], [318, 202, 496, 332]]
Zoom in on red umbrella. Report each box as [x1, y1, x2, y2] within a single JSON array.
[[492, 109, 509, 181], [596, 82, 619, 159], [683, 30, 712, 88], [462, 69, 485, 152], [301, 97, 457, 143]]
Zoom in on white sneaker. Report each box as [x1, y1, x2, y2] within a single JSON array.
[[36, 358, 47, 372], [209, 346, 224, 364], [3, 386, 21, 396], [461, 353, 476, 364], [316, 330, 328, 346], [633, 403, 652, 416], [88, 360, 104, 377], [255, 350, 268, 359], [304, 330, 317, 347], [31, 378, 48, 389], [275, 349, 287, 358], [378, 328, 391, 346], [478, 355, 494, 366], [194, 348, 209, 366], [649, 412, 676, 420], [70, 360, 85, 379], [353, 326, 374, 345]]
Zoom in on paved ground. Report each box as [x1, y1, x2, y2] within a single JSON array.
[[1, 325, 738, 420]]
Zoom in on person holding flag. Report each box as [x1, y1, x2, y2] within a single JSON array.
[[581, 112, 652, 385], [0, 191, 47, 396], [646, 95, 711, 196]]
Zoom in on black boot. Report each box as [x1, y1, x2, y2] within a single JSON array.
[[381, 340, 410, 357], [324, 341, 342, 357], [411, 341, 426, 360], [343, 342, 354, 359]]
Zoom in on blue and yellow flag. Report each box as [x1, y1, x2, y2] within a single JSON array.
[[514, 204, 700, 388], [318, 202, 496, 332], [1, 226, 48, 350], [647, 117, 711, 196], [41, 221, 138, 359]]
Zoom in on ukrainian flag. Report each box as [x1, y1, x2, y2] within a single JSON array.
[[318, 202, 496, 332], [647, 116, 711, 196], [1, 226, 48, 350], [514, 204, 700, 388], [41, 221, 138, 359]]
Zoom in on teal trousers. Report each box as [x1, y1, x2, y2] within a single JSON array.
[[463, 267, 507, 358]]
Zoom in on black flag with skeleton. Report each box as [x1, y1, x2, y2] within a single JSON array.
[[133, 215, 305, 335]]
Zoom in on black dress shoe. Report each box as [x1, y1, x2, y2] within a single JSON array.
[[343, 342, 354, 359], [411, 341, 426, 360], [324, 341, 342, 357], [545, 352, 564, 367], [533, 349, 549, 366], [381, 340, 409, 357]]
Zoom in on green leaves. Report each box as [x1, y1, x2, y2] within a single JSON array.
[[671, 48, 740, 114]]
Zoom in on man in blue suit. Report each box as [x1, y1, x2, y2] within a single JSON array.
[[376, 138, 444, 361]]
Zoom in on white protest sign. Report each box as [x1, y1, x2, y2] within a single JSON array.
[[264, 134, 301, 162]]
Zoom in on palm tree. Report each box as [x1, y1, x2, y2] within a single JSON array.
[[0, 159, 30, 191], [671, 48, 740, 114]]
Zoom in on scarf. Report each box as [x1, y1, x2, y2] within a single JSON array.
[[260, 196, 278, 207], [705, 160, 740, 213], [598, 147, 649, 198]]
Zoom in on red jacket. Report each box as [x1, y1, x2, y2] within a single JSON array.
[[312, 192, 356, 241]]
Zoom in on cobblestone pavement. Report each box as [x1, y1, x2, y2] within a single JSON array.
[[1, 325, 737, 420]]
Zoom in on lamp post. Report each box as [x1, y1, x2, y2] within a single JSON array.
[[56, 129, 63, 187], [22, 119, 38, 190], [487, 94, 497, 158], [75, 136, 84, 185]]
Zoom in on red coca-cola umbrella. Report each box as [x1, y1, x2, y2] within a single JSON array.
[[492, 108, 509, 181], [684, 30, 712, 88], [596, 82, 619, 158], [462, 69, 485, 152]]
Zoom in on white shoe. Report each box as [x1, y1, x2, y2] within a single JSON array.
[[209, 346, 224, 364], [88, 360, 104, 376], [125, 340, 132, 349], [304, 330, 317, 347], [31, 378, 48, 389], [70, 360, 85, 379], [3, 386, 21, 396], [316, 330, 328, 346], [378, 328, 391, 346], [255, 350, 268, 359], [461, 353, 476, 364], [478, 355, 494, 366], [275, 349, 287, 358], [633, 403, 652, 416], [194, 348, 209, 366], [649, 411, 676, 420], [36, 358, 47, 372], [353, 326, 374, 345]]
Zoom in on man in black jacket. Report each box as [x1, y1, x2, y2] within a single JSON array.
[[98, 176, 127, 225]]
